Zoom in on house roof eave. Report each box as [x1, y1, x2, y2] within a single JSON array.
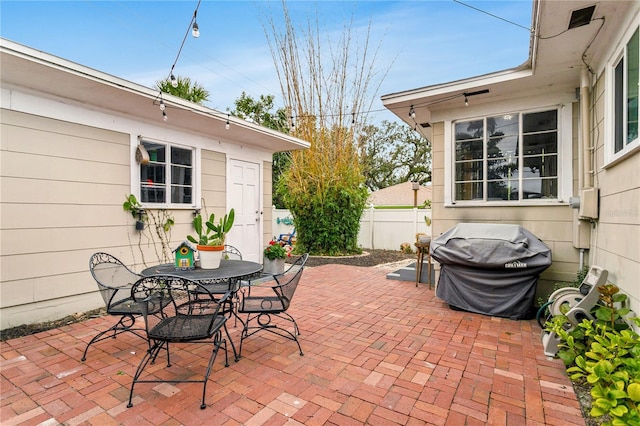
[[381, 0, 639, 127], [381, 64, 533, 128], [0, 37, 310, 153]]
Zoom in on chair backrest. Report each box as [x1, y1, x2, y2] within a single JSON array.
[[273, 253, 309, 311], [131, 275, 228, 340], [223, 245, 242, 260], [89, 252, 141, 307], [277, 228, 296, 244]]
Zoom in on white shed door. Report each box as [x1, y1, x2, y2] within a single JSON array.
[[228, 159, 261, 262]]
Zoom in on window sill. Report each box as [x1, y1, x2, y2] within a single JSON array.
[[446, 200, 568, 208], [603, 142, 640, 169], [140, 204, 197, 210]]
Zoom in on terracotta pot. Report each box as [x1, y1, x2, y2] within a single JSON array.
[[197, 245, 224, 269]]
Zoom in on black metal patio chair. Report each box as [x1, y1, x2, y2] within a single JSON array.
[[222, 245, 242, 260], [81, 252, 147, 361], [238, 253, 309, 357], [127, 275, 230, 409]]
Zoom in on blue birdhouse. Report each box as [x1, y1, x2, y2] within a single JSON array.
[[174, 241, 196, 270]]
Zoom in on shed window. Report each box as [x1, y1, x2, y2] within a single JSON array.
[[140, 141, 193, 205], [454, 109, 558, 202]]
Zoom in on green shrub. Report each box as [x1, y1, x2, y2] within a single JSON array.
[[279, 126, 369, 256], [546, 285, 640, 425]]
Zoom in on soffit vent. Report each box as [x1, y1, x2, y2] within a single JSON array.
[[568, 5, 596, 29]]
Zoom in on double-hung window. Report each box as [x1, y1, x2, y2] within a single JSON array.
[[139, 140, 194, 205], [454, 109, 559, 202], [609, 25, 639, 161]]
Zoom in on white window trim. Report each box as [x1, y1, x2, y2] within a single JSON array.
[[131, 135, 199, 210], [444, 104, 572, 207], [604, 18, 640, 167]]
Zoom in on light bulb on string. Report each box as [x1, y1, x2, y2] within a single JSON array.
[[162, 111, 168, 121], [464, 96, 469, 107], [170, 74, 178, 88], [225, 114, 230, 130], [409, 105, 416, 119], [192, 9, 200, 38], [159, 99, 166, 111]]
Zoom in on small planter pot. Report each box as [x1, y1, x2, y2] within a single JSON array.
[[263, 258, 285, 275], [197, 245, 224, 269]]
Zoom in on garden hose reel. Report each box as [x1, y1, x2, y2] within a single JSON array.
[[541, 266, 608, 357]]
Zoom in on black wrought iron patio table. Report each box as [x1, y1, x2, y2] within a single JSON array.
[[141, 259, 263, 361], [141, 259, 263, 288]]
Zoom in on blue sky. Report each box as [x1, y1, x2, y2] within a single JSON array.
[[1, 0, 532, 123]]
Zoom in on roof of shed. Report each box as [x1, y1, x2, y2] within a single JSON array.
[[368, 182, 432, 206], [0, 38, 310, 153]]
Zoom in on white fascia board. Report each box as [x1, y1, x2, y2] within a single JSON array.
[[381, 66, 533, 106], [1, 38, 310, 151]]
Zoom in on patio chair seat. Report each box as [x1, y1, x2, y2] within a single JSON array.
[[108, 297, 141, 315], [240, 296, 286, 313], [148, 315, 226, 342]]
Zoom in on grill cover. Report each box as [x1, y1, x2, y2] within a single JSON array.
[[431, 223, 551, 319]]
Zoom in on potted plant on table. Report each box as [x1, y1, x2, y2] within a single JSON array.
[[187, 209, 235, 269], [263, 239, 290, 275]]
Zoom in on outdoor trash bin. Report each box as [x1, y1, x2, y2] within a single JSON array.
[[430, 223, 551, 320]]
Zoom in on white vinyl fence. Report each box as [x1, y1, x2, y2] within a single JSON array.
[[271, 207, 432, 251]]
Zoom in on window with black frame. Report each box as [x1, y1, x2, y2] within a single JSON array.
[[140, 140, 193, 205], [454, 109, 558, 202]]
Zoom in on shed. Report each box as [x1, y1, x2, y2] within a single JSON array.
[[0, 38, 310, 328]]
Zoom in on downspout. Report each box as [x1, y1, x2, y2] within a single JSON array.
[[581, 68, 593, 190], [578, 67, 592, 270]]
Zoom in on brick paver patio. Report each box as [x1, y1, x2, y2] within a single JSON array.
[[1, 264, 584, 425]]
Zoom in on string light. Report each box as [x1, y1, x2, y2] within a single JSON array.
[[225, 114, 230, 130], [409, 105, 416, 118], [154, 0, 202, 120], [463, 89, 489, 107], [192, 10, 200, 38]]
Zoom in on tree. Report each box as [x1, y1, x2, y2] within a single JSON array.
[[155, 76, 209, 104], [360, 120, 432, 191], [264, 3, 389, 255], [230, 92, 291, 208], [231, 92, 288, 131]]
